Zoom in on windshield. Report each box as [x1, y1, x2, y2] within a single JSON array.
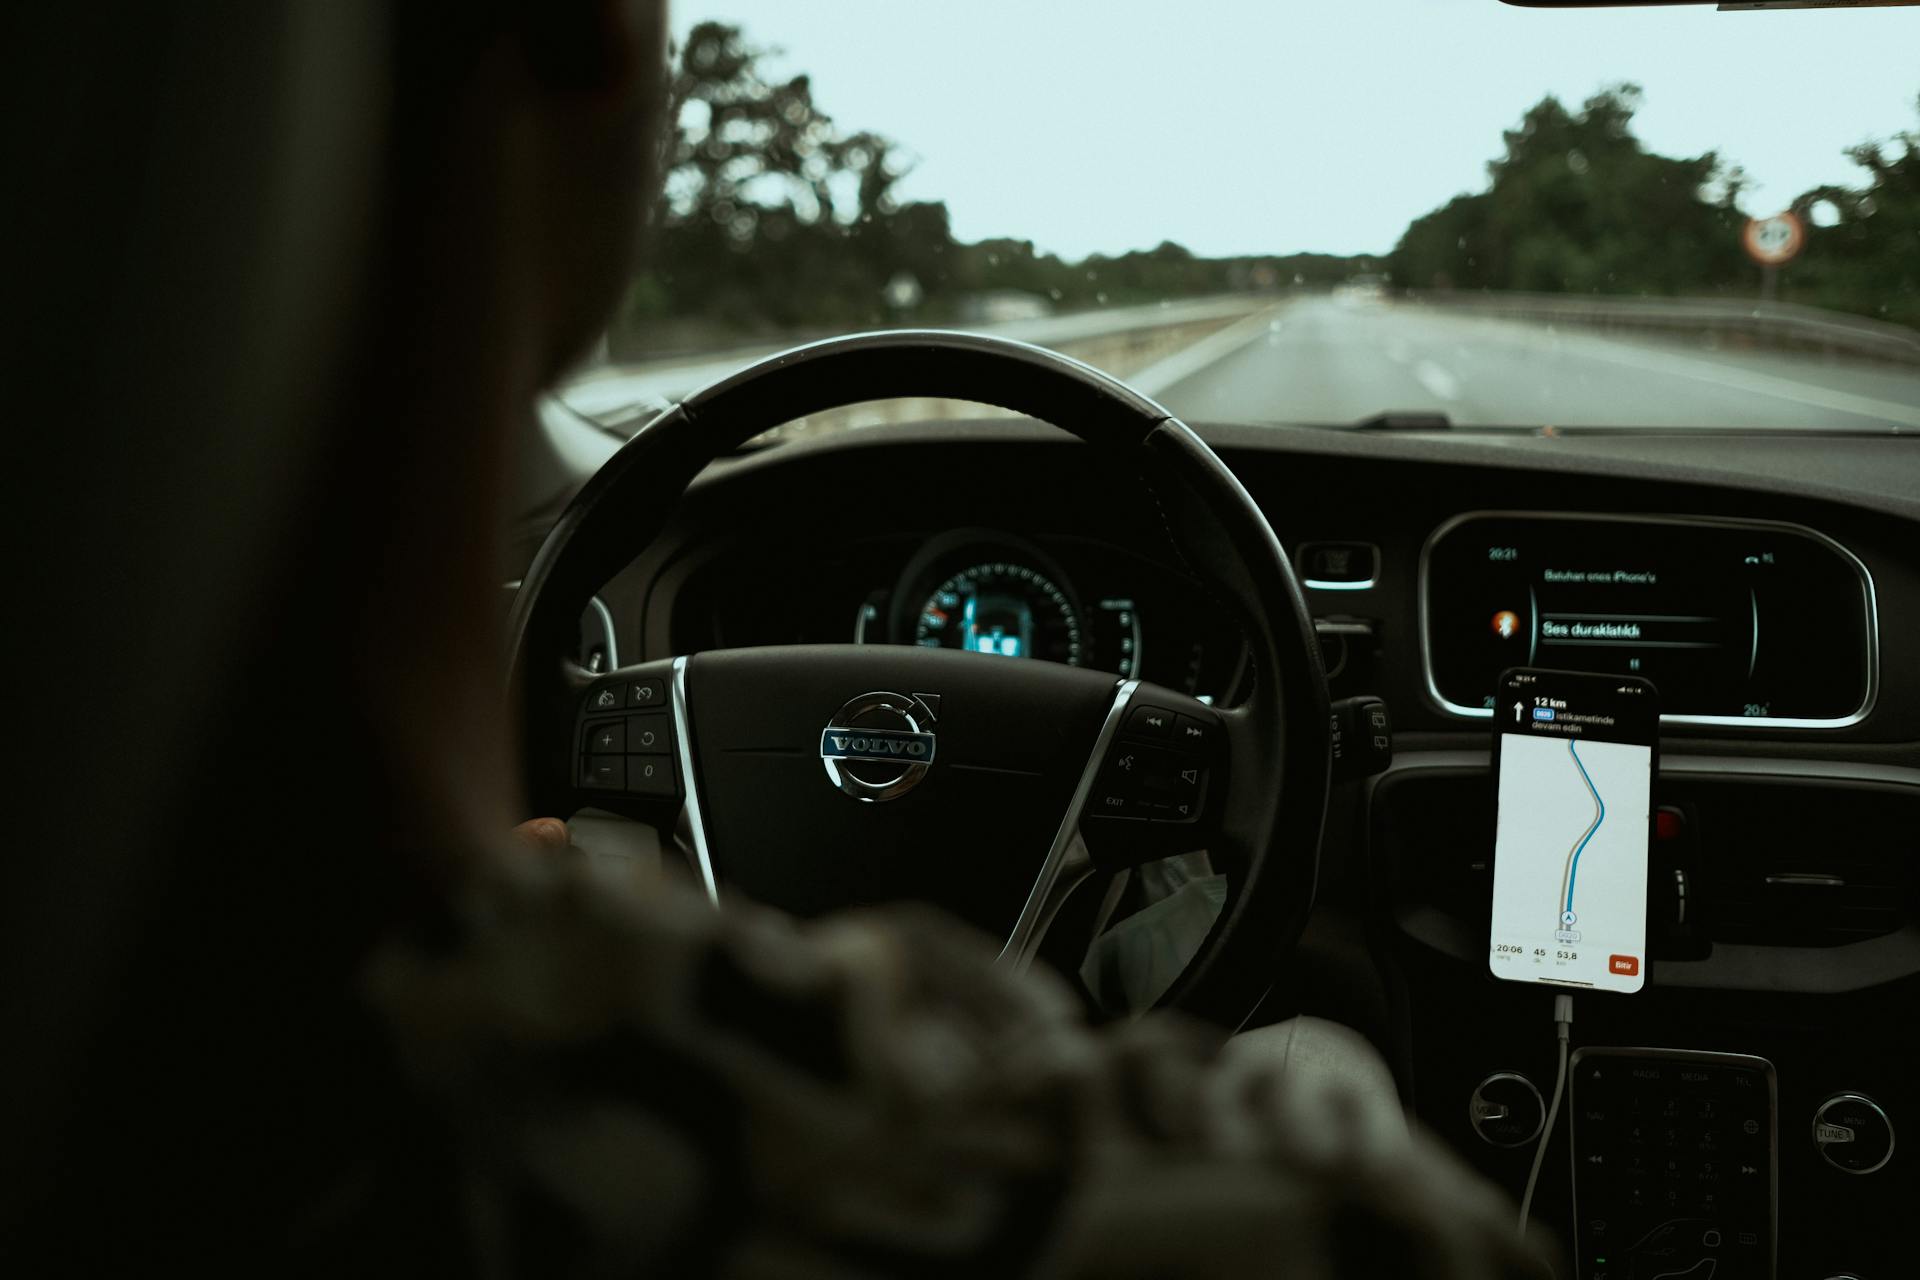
[[561, 0, 1920, 433]]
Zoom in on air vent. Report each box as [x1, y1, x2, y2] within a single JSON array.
[[1699, 781, 1919, 948], [1373, 772, 1494, 928], [1711, 855, 1913, 947]]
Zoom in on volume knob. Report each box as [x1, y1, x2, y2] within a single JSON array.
[[1813, 1093, 1893, 1174]]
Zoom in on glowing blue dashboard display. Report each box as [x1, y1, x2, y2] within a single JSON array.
[[961, 589, 1028, 657], [914, 561, 1083, 667]]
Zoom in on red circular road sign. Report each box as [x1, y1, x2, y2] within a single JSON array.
[[1743, 212, 1805, 267]]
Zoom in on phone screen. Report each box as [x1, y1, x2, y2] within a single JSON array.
[[1488, 667, 1657, 993]]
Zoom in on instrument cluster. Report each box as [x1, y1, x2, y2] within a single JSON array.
[[669, 527, 1242, 701]]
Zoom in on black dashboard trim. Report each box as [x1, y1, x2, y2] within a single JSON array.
[[683, 419, 1920, 527]]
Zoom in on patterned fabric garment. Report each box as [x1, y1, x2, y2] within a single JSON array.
[[364, 854, 1550, 1279]]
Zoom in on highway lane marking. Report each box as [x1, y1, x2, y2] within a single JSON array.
[[1413, 359, 1461, 401], [1404, 308, 1920, 428], [1132, 304, 1287, 398], [1557, 336, 1920, 428]]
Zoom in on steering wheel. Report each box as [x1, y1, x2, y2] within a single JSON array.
[[507, 331, 1330, 1027]]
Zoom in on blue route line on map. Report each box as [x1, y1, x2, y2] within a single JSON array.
[[1565, 738, 1605, 917]]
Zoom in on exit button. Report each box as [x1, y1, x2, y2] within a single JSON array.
[[1609, 955, 1640, 976]]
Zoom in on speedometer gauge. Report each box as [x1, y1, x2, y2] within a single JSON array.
[[914, 562, 1084, 666]]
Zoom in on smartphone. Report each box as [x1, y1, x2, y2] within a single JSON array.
[[1488, 667, 1658, 993]]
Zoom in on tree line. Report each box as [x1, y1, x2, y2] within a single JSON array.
[[612, 23, 1918, 358], [1388, 84, 1920, 330]]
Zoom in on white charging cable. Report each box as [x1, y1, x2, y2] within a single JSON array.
[[1518, 993, 1575, 1234]]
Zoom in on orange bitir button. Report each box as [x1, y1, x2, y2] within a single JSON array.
[[1609, 954, 1640, 976]]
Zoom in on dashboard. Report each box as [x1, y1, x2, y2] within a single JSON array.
[[629, 505, 1884, 736], [550, 416, 1920, 1279]]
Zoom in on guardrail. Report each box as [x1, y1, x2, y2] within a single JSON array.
[[557, 294, 1275, 430], [1401, 290, 1920, 367]]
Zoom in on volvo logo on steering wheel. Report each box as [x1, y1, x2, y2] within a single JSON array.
[[820, 691, 938, 802]]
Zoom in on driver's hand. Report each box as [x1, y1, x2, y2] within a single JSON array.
[[510, 817, 569, 855]]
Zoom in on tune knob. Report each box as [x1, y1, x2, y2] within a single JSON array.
[[1470, 1072, 1546, 1147], [1813, 1093, 1894, 1174]]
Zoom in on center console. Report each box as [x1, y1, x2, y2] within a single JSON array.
[[1568, 1048, 1776, 1280], [1369, 752, 1919, 1279]]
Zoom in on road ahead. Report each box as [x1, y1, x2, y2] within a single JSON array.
[[1140, 298, 1920, 431]]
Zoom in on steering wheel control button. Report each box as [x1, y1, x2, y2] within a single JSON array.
[[1085, 693, 1222, 832], [1094, 751, 1150, 820], [587, 686, 623, 714], [580, 755, 624, 790], [1127, 753, 1173, 813], [1171, 713, 1214, 751], [819, 691, 937, 802], [627, 756, 675, 797], [1126, 705, 1175, 739], [583, 720, 624, 755], [1098, 743, 1206, 822], [627, 712, 671, 754], [1469, 1072, 1545, 1147], [627, 677, 665, 709], [1813, 1093, 1894, 1174], [1092, 783, 1140, 818]]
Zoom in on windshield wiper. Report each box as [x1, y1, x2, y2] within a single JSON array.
[[1351, 411, 1452, 431]]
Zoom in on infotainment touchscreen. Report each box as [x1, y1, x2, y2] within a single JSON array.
[[1422, 514, 1873, 725]]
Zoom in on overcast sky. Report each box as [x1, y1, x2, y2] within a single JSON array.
[[671, 0, 1919, 259]]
